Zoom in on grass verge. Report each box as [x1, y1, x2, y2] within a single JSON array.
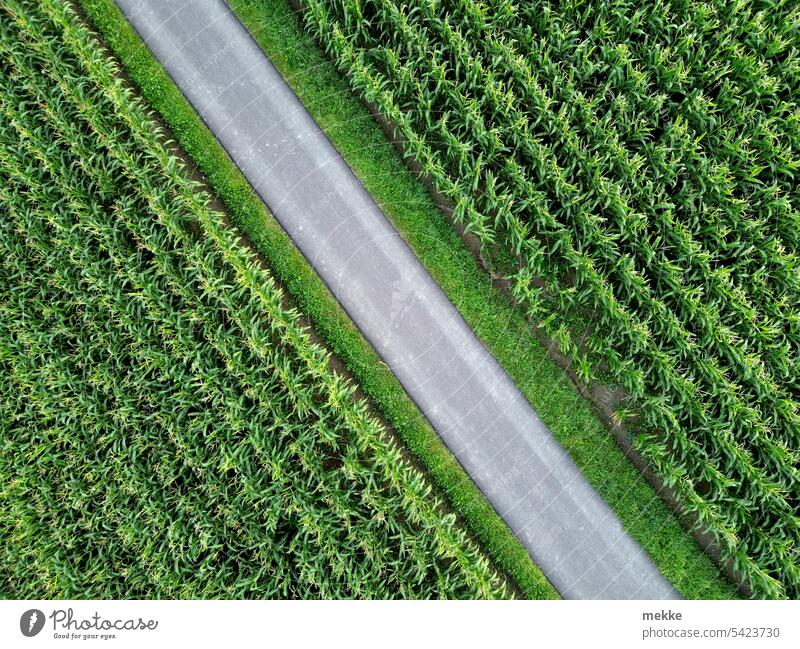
[[226, 0, 738, 599], [75, 0, 558, 599]]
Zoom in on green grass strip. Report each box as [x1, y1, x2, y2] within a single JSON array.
[[75, 0, 559, 599], [227, 0, 739, 600]]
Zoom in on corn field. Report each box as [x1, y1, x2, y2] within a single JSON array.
[[299, 0, 800, 597], [0, 0, 510, 599]]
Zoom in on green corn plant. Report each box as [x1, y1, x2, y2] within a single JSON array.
[[0, 0, 510, 600], [299, 0, 800, 598]]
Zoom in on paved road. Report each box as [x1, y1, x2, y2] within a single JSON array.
[[114, 0, 679, 599]]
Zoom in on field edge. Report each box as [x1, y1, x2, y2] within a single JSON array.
[[74, 0, 560, 600], [229, 0, 740, 599]]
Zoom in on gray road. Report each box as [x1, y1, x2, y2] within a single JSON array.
[[113, 0, 679, 599]]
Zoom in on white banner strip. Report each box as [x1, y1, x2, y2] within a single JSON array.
[[1, 600, 797, 649]]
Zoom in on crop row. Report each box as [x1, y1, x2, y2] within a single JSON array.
[[299, 0, 800, 597], [0, 0, 507, 599]]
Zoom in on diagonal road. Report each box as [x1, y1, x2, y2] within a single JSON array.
[[113, 0, 679, 599]]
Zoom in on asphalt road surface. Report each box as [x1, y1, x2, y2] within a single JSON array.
[[114, 0, 680, 599]]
